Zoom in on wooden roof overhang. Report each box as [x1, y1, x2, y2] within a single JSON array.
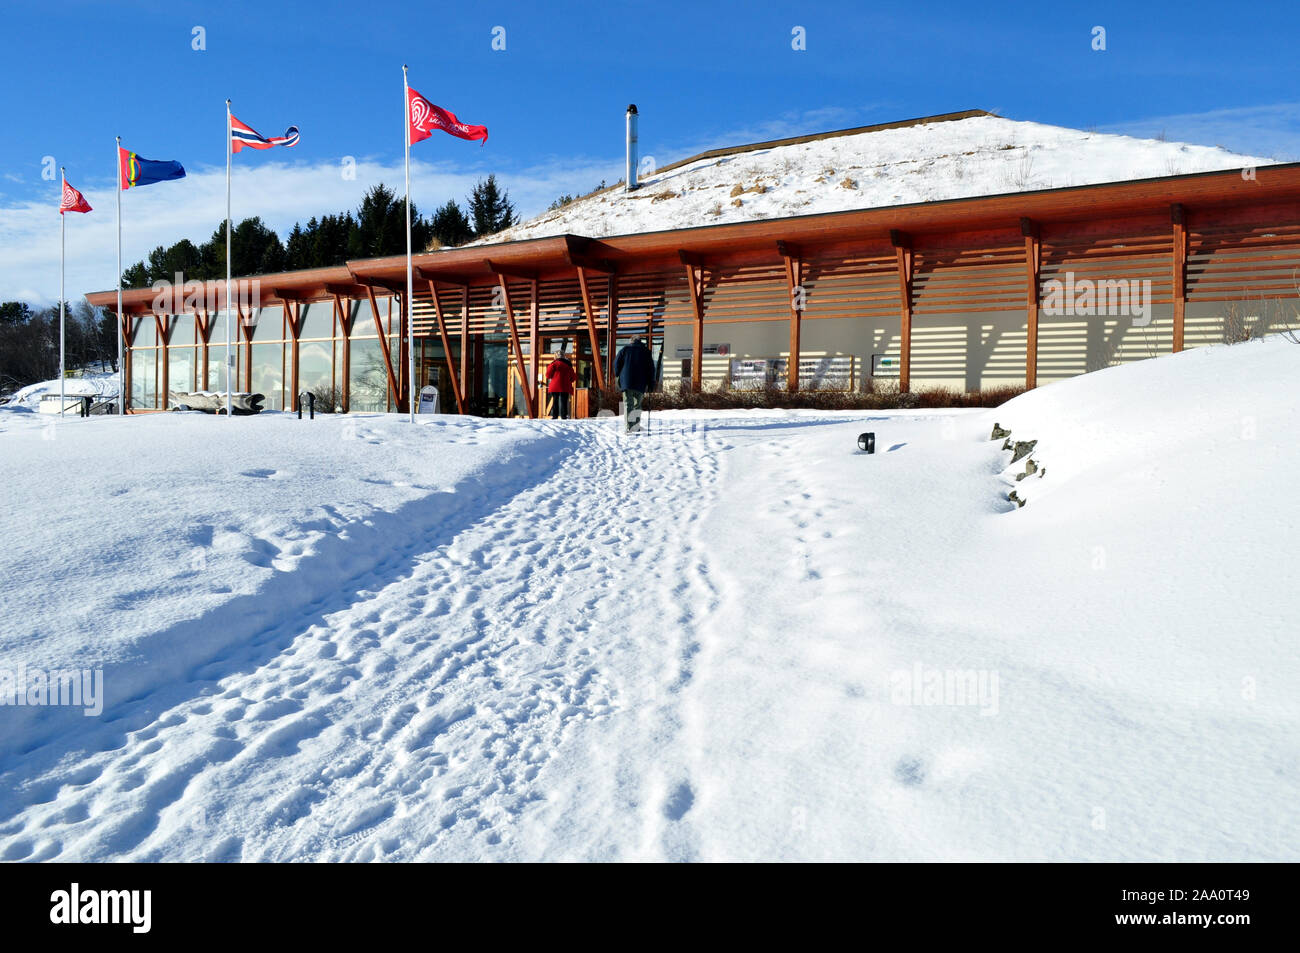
[[88, 161, 1300, 314]]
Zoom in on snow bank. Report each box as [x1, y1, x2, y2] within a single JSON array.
[[0, 410, 563, 758]]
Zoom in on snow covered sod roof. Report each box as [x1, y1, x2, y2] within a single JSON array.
[[480, 112, 1276, 245]]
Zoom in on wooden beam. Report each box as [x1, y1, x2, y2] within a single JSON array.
[[271, 288, 310, 302], [236, 301, 254, 393], [529, 278, 540, 417], [413, 266, 472, 288], [197, 308, 210, 389], [780, 243, 804, 392], [892, 230, 913, 393], [1172, 203, 1187, 352], [427, 279, 466, 413], [484, 259, 534, 282], [397, 292, 408, 411], [121, 315, 133, 408], [459, 286, 469, 409], [363, 284, 401, 410], [495, 272, 536, 418], [356, 276, 405, 295], [1022, 217, 1041, 390], [576, 266, 607, 391], [684, 262, 705, 390], [326, 282, 368, 299], [155, 314, 171, 409], [606, 275, 618, 388], [287, 300, 302, 408], [563, 236, 618, 274], [333, 294, 352, 413]]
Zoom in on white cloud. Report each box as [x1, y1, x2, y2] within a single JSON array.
[[0, 154, 622, 306], [1100, 103, 1300, 162]]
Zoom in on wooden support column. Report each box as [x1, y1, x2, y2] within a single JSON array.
[[1172, 203, 1187, 353], [197, 308, 211, 389], [286, 300, 302, 408], [606, 275, 618, 388], [1021, 217, 1041, 390], [396, 292, 408, 409], [494, 272, 536, 419], [332, 294, 353, 413], [236, 300, 254, 393], [460, 286, 469, 406], [427, 280, 466, 414], [528, 278, 540, 417], [121, 314, 134, 409], [779, 241, 804, 392], [682, 254, 705, 390], [576, 266, 608, 391], [155, 314, 173, 409], [363, 284, 401, 410], [891, 230, 914, 394]]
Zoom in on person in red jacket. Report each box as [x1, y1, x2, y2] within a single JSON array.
[[546, 352, 576, 419]]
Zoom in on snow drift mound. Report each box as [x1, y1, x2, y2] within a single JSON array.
[[989, 334, 1300, 511]]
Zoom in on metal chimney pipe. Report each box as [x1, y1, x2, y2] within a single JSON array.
[[626, 104, 639, 191]]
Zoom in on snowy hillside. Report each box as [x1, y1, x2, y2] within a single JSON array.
[[0, 336, 1297, 861], [480, 114, 1275, 244]]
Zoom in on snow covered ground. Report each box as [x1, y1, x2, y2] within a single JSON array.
[[0, 336, 1296, 862], [478, 114, 1275, 244]]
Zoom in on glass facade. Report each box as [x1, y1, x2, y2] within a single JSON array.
[[121, 294, 405, 415]]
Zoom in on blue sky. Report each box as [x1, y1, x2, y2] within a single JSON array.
[[2, 0, 1298, 302]]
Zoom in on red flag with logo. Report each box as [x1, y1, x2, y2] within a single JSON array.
[[59, 180, 92, 214], [407, 87, 488, 146]]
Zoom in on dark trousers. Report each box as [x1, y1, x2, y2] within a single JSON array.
[[549, 392, 571, 419]]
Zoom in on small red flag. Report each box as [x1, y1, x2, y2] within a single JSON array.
[[407, 87, 488, 146], [59, 179, 92, 214]]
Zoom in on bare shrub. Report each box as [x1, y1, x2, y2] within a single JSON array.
[[310, 385, 343, 413], [645, 381, 1023, 412]]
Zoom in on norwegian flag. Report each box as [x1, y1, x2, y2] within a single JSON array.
[[407, 87, 488, 146], [59, 179, 92, 214], [230, 115, 300, 153]]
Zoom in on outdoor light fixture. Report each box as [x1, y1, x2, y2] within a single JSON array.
[[858, 432, 876, 454]]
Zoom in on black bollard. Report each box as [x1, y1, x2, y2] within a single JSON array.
[[858, 432, 875, 454]]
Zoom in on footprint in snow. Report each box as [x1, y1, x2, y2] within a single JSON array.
[[663, 781, 695, 821], [894, 756, 926, 787]]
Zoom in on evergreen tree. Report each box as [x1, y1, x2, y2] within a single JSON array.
[[468, 175, 515, 237], [430, 199, 473, 248]]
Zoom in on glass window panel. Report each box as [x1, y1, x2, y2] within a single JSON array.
[[206, 343, 243, 393], [130, 348, 158, 409], [133, 318, 156, 347], [349, 338, 391, 412], [298, 340, 334, 402], [250, 341, 285, 410], [251, 305, 285, 341], [168, 345, 194, 397], [350, 297, 377, 337], [170, 314, 196, 346], [299, 301, 334, 340]]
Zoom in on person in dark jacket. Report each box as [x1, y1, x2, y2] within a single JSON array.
[[614, 336, 655, 432], [546, 352, 576, 419]]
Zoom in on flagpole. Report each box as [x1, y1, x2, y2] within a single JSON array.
[[403, 64, 415, 424], [115, 138, 125, 416], [225, 99, 233, 419], [59, 167, 66, 417]]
